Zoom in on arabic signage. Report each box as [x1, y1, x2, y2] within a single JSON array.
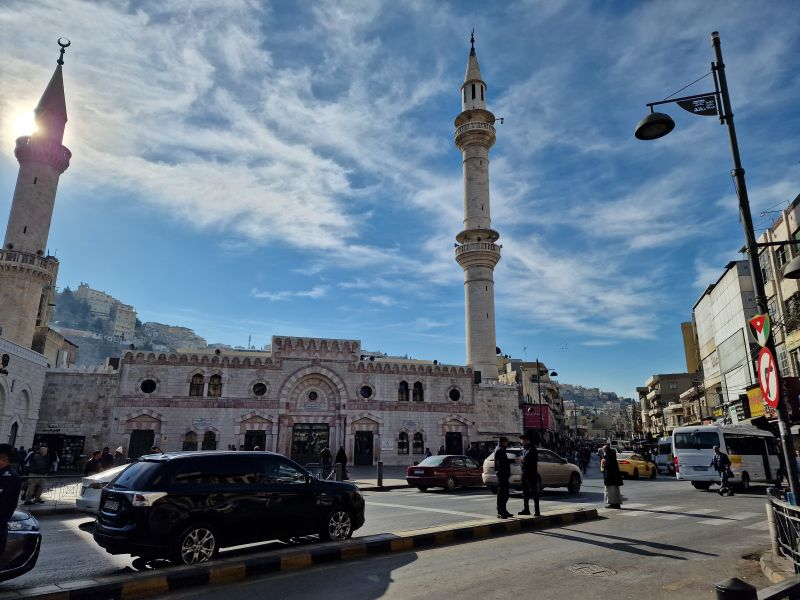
[[523, 404, 552, 430], [746, 385, 767, 419], [677, 94, 719, 116]]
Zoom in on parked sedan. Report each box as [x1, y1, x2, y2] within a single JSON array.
[[76, 464, 130, 514], [406, 455, 484, 491], [0, 510, 41, 582], [615, 452, 657, 479], [483, 448, 582, 494]]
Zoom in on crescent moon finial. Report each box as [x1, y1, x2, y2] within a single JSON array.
[[57, 37, 71, 66]]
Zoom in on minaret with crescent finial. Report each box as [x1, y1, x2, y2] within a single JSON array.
[[0, 39, 72, 348], [455, 32, 501, 381]]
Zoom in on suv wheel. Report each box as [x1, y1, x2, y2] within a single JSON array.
[[320, 507, 353, 541], [174, 523, 218, 565]]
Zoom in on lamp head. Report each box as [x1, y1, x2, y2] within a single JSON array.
[[634, 111, 675, 140]]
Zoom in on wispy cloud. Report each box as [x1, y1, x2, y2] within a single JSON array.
[[251, 286, 329, 301]]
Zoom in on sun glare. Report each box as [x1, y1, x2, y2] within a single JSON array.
[[11, 111, 37, 137]]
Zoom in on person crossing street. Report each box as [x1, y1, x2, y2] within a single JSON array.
[[711, 445, 734, 496], [494, 437, 513, 519], [518, 434, 540, 516]]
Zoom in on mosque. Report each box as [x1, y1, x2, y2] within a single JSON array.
[[0, 38, 522, 467]]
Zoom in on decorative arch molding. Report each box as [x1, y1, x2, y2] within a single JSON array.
[[14, 385, 33, 415], [351, 412, 383, 426], [239, 410, 276, 423], [438, 414, 471, 430], [278, 365, 348, 408], [121, 409, 165, 433]]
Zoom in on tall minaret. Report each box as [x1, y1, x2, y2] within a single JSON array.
[[0, 40, 71, 348], [454, 33, 501, 382]]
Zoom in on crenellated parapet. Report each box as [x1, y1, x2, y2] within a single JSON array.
[[15, 136, 71, 174], [272, 336, 360, 360], [0, 249, 58, 280], [350, 360, 472, 378], [122, 351, 282, 370]]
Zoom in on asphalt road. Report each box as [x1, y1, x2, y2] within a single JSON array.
[[1, 460, 775, 596]]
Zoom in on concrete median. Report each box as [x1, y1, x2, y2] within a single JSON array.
[[0, 506, 599, 600]]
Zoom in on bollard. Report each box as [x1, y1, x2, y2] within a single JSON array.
[[377, 461, 383, 488], [766, 499, 781, 557], [715, 578, 757, 600], [335, 463, 343, 481]]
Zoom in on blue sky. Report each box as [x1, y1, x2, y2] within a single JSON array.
[[0, 1, 798, 398]]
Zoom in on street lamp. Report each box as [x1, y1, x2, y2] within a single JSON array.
[[635, 31, 799, 499]]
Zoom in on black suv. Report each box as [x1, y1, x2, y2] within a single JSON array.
[[93, 452, 365, 564]]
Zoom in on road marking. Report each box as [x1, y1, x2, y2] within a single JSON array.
[[654, 509, 720, 520], [725, 512, 762, 520], [620, 503, 650, 509], [743, 521, 768, 530], [366, 501, 488, 519]]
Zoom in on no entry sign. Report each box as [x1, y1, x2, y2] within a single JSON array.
[[757, 347, 780, 408]]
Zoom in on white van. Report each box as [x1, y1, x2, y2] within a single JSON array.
[[655, 436, 674, 475], [672, 424, 780, 490]]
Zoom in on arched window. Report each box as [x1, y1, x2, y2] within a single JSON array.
[[207, 374, 222, 397], [398, 432, 409, 455], [481, 85, 484, 101], [201, 431, 217, 451], [412, 432, 424, 455], [189, 374, 204, 396], [8, 422, 18, 447], [398, 380, 409, 402], [471, 83, 476, 99], [182, 431, 198, 451], [412, 381, 424, 402]]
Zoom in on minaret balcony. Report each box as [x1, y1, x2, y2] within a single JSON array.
[[454, 121, 496, 148], [15, 136, 71, 174], [455, 241, 501, 268], [0, 249, 58, 279]]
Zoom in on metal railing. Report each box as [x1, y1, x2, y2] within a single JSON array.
[[20, 475, 83, 507], [769, 487, 800, 574], [716, 576, 800, 599]]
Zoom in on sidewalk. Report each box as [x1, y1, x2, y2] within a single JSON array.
[[348, 465, 409, 490]]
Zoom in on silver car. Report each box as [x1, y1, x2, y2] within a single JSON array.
[[482, 447, 582, 494], [76, 464, 129, 514]]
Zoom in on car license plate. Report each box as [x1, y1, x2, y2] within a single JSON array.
[[413, 470, 424, 475], [103, 500, 120, 511], [693, 466, 709, 471]]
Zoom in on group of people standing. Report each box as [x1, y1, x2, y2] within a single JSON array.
[[494, 434, 541, 519]]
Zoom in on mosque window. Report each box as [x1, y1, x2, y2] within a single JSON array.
[[412, 432, 424, 454], [33, 177, 37, 184], [182, 431, 198, 451], [398, 432, 409, 454], [471, 84, 476, 99], [201, 431, 217, 451], [252, 382, 267, 396], [208, 374, 223, 397], [398, 380, 409, 402], [308, 391, 318, 402], [140, 379, 157, 394], [449, 388, 461, 402], [481, 85, 484, 101], [360, 385, 373, 399], [412, 381, 424, 402], [463, 88, 466, 103], [189, 374, 204, 396]]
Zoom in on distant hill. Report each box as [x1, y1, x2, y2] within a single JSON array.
[[559, 383, 632, 408]]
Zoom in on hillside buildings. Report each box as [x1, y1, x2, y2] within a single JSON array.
[[75, 283, 137, 341]]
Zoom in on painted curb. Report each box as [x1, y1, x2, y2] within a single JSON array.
[[0, 507, 598, 599], [760, 551, 791, 584]]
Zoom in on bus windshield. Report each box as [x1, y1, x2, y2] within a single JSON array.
[[674, 431, 720, 450]]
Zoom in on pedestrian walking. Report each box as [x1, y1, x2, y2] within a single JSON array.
[[335, 446, 348, 480], [320, 445, 332, 477], [494, 437, 513, 519], [601, 444, 623, 509], [438, 445, 446, 455], [424, 447, 432, 459], [100, 446, 114, 471], [518, 434, 540, 516], [711, 445, 734, 496], [112, 446, 126, 466], [0, 444, 21, 555], [84, 450, 104, 475], [23, 446, 52, 505]]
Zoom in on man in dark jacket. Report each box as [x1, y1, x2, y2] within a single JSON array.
[[494, 437, 513, 519], [23, 446, 52, 504], [0, 444, 21, 555], [100, 447, 114, 471], [84, 451, 104, 476], [519, 434, 540, 516], [711, 445, 734, 496]]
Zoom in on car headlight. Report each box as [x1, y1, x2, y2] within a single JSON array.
[[8, 517, 39, 532]]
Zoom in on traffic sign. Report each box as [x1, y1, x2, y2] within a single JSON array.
[[757, 347, 780, 408], [750, 314, 771, 347]]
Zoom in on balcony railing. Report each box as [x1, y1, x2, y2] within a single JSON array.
[[0, 248, 58, 276], [455, 121, 496, 139], [455, 242, 500, 256]]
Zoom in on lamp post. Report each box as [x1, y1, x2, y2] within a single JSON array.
[[533, 358, 558, 441], [635, 31, 799, 499]]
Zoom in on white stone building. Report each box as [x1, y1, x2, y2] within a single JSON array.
[[33, 38, 521, 466]]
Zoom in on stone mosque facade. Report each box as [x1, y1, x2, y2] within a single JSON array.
[[4, 40, 521, 467]]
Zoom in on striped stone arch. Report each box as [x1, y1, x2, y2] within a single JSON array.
[[121, 408, 165, 433], [439, 414, 471, 435], [277, 365, 348, 410]]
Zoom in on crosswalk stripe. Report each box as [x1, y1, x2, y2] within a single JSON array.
[[725, 512, 762, 520], [620, 503, 650, 509], [655, 509, 720, 520], [697, 518, 728, 525], [743, 521, 768, 530]]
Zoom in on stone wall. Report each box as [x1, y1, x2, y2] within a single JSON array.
[[0, 335, 47, 447]]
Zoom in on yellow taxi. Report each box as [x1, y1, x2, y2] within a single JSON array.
[[616, 452, 657, 479]]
